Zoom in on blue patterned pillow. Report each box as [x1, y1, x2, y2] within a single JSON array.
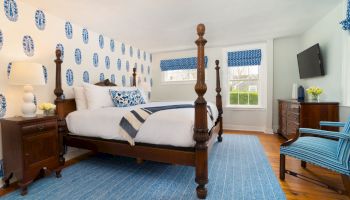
[[109, 89, 146, 107]]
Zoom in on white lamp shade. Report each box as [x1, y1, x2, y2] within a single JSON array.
[[9, 62, 45, 86]]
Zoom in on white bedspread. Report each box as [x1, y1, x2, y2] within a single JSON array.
[[66, 101, 219, 147]]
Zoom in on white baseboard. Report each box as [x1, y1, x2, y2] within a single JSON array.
[[223, 124, 273, 134], [272, 125, 279, 133]]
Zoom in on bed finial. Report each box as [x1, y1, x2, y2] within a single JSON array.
[[215, 60, 219, 66], [55, 49, 62, 60], [197, 24, 206, 37]]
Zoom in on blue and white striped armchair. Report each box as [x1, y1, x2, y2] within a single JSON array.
[[280, 119, 350, 192]]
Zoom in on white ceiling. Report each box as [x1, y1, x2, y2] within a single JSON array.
[[23, 0, 341, 53]]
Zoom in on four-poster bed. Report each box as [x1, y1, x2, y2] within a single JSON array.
[[54, 24, 223, 199]]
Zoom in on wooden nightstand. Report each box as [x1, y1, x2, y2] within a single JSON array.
[[1, 115, 62, 195]]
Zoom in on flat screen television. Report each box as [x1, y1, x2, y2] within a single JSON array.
[[297, 44, 324, 79]]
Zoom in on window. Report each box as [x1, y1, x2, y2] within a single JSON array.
[[229, 66, 259, 106], [163, 69, 197, 82], [225, 44, 267, 108], [160, 56, 208, 83]]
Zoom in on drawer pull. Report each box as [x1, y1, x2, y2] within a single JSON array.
[[25, 153, 30, 157], [21, 121, 56, 135]]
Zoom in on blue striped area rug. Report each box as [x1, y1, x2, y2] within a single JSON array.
[[3, 135, 285, 200]]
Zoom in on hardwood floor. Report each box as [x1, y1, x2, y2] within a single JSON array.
[[225, 130, 349, 200], [1, 131, 348, 199]]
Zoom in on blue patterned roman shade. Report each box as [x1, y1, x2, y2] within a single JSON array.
[[341, 0, 350, 30], [160, 56, 208, 71], [227, 49, 262, 67]]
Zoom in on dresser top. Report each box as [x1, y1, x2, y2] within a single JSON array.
[[278, 99, 339, 105]]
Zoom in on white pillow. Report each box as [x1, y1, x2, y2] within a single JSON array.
[[73, 87, 87, 110], [83, 83, 118, 110]]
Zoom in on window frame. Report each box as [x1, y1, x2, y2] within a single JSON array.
[[223, 43, 267, 109]]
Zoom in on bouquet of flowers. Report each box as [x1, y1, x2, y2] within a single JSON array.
[[38, 103, 56, 115], [306, 86, 323, 101]]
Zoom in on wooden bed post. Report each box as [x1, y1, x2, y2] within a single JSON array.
[[132, 67, 137, 87], [194, 24, 209, 199], [215, 60, 223, 142], [54, 49, 65, 177], [54, 50, 63, 102]]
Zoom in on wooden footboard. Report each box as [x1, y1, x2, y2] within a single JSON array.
[[53, 24, 222, 199]]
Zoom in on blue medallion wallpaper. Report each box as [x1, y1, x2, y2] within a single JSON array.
[[0, 0, 153, 120]]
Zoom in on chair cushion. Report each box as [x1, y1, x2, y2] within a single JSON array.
[[281, 136, 350, 175]]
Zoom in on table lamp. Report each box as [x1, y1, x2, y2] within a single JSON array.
[[9, 62, 45, 118]]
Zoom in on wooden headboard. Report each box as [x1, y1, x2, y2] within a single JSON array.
[[95, 79, 117, 86]]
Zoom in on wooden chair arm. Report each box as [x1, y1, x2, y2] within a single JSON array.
[[281, 131, 301, 147]]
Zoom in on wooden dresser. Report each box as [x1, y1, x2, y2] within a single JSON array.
[[0, 115, 61, 195], [278, 100, 339, 139]]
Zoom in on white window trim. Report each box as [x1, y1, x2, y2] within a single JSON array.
[[222, 43, 268, 109]]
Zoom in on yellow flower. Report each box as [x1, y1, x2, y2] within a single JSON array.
[[38, 102, 56, 111], [306, 86, 323, 96]]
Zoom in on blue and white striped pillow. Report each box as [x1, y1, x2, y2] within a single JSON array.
[[109, 89, 146, 107]]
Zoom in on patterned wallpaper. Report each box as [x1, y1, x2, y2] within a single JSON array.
[[0, 0, 153, 119]]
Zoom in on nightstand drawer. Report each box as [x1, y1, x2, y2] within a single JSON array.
[[287, 112, 300, 123], [288, 103, 300, 113], [21, 121, 57, 135], [23, 130, 58, 168]]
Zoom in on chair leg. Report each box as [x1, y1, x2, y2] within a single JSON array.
[[342, 174, 350, 198], [280, 154, 286, 180], [301, 161, 307, 168]]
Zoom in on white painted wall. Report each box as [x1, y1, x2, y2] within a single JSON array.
[[272, 1, 350, 124], [152, 41, 275, 133], [300, 3, 344, 102], [299, 2, 350, 121], [272, 36, 301, 131]]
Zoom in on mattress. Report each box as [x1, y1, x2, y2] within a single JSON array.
[[66, 101, 219, 147]]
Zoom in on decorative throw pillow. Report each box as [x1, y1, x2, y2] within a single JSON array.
[[109, 89, 146, 107]]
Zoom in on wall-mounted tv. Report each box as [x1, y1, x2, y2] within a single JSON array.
[[297, 44, 324, 79]]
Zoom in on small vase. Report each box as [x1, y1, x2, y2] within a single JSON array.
[[311, 95, 319, 102], [43, 110, 51, 116]]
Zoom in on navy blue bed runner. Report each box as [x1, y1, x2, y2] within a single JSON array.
[[119, 104, 214, 145]]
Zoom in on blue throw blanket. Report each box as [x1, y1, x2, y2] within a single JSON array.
[[119, 104, 214, 145]]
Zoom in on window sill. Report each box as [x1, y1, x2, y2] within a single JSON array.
[[160, 80, 196, 85], [224, 105, 266, 111]]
